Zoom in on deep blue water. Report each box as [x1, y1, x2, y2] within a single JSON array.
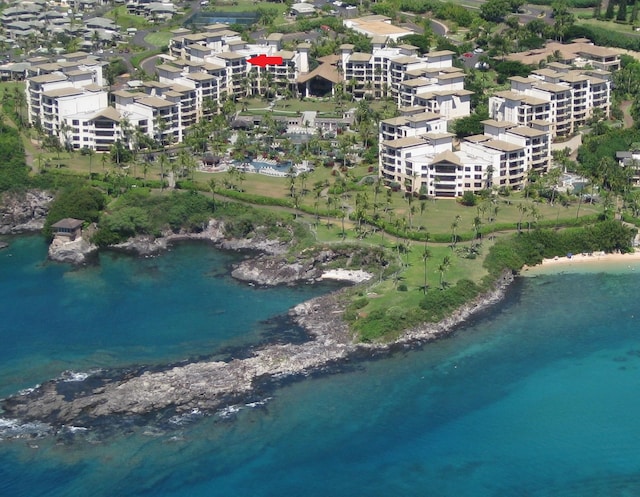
[[2, 236, 640, 496]]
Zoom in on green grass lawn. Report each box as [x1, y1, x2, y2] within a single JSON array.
[[105, 6, 151, 30], [576, 17, 640, 36], [144, 31, 173, 49]]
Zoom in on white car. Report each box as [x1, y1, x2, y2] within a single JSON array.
[[473, 48, 484, 54]]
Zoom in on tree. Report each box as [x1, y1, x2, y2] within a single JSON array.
[[473, 216, 483, 240], [420, 234, 431, 294], [208, 178, 217, 211], [158, 152, 168, 191], [551, 0, 575, 41], [451, 214, 461, 248], [481, 0, 521, 22], [437, 255, 452, 290], [451, 106, 489, 137], [618, 0, 629, 21]]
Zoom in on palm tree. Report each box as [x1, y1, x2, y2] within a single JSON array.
[[208, 178, 217, 211], [517, 203, 527, 232], [158, 152, 168, 191], [472, 216, 482, 240], [450, 214, 461, 248], [87, 148, 95, 178], [142, 160, 151, 186], [437, 255, 451, 290], [12, 86, 26, 128], [420, 233, 431, 294]]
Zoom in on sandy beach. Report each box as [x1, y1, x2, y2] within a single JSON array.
[[522, 250, 640, 276]]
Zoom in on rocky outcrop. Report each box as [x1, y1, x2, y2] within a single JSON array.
[[48, 236, 98, 265], [0, 190, 53, 234], [231, 255, 321, 285], [110, 219, 289, 257], [0, 205, 514, 438], [0, 273, 513, 434]]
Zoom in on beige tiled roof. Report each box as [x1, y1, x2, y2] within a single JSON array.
[[157, 64, 182, 73], [482, 119, 515, 129], [30, 73, 66, 83], [91, 106, 121, 122], [484, 139, 524, 152], [43, 87, 83, 98], [380, 116, 408, 126], [382, 136, 426, 148], [431, 150, 463, 166], [406, 111, 441, 123], [509, 126, 547, 137], [186, 72, 215, 81], [349, 52, 372, 62], [427, 50, 455, 57], [136, 96, 175, 109]]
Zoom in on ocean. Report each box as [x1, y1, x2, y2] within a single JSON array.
[[2, 235, 640, 496]]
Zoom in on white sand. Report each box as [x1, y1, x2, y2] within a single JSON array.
[[320, 269, 373, 283], [523, 250, 640, 276]]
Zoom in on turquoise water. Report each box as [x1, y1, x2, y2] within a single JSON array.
[[2, 236, 640, 496]]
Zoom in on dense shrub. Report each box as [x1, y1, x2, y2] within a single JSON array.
[[0, 124, 29, 192], [43, 186, 106, 239]]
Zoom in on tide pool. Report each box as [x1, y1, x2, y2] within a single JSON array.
[[2, 236, 640, 496]]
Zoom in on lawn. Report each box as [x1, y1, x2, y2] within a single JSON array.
[[207, 0, 288, 15], [105, 6, 151, 30], [144, 31, 174, 49], [575, 17, 640, 36]]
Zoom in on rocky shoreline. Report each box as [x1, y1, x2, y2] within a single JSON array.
[[0, 190, 516, 440], [0, 269, 514, 438]]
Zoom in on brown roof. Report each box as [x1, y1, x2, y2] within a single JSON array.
[[91, 106, 121, 122], [52, 218, 83, 229], [297, 63, 340, 84], [431, 150, 463, 166], [317, 54, 341, 65]]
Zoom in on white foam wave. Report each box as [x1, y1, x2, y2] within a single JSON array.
[[0, 417, 51, 439], [168, 408, 203, 425], [245, 397, 271, 408], [217, 405, 242, 419], [59, 369, 102, 382], [17, 385, 40, 396]]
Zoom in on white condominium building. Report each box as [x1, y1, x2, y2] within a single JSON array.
[[489, 65, 611, 139], [339, 43, 470, 118], [379, 107, 552, 198], [26, 52, 107, 146]]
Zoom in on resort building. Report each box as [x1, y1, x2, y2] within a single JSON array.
[[505, 39, 622, 71], [616, 150, 640, 188], [379, 109, 552, 198], [489, 66, 611, 139], [26, 53, 108, 145]]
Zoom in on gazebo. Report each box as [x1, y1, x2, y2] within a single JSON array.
[[51, 218, 84, 241]]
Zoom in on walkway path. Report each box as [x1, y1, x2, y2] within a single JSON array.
[[621, 100, 634, 129]]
